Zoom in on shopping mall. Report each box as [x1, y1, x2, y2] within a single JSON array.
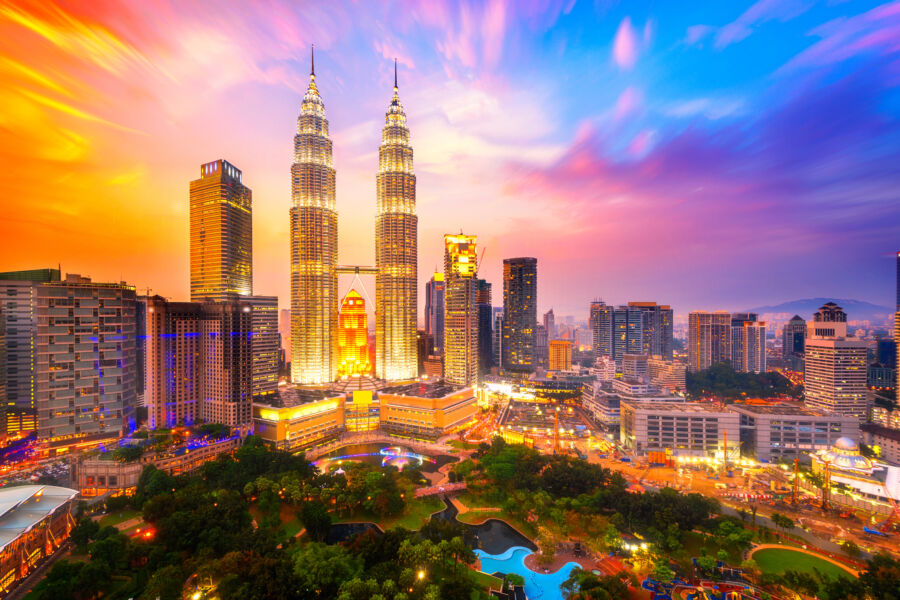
[[253, 381, 478, 452]]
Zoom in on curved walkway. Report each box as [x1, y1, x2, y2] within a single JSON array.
[[749, 544, 859, 577]]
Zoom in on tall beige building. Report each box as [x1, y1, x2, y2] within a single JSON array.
[[376, 62, 418, 381], [687, 311, 731, 372], [804, 303, 867, 419], [189, 160, 252, 302], [443, 234, 478, 387], [290, 50, 338, 384]]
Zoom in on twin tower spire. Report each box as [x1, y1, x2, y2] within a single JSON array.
[[290, 47, 417, 385]]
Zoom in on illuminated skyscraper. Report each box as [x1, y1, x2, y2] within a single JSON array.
[[36, 274, 138, 445], [338, 290, 372, 378], [443, 234, 478, 387], [248, 296, 279, 399], [144, 296, 252, 431], [190, 160, 252, 302], [0, 268, 59, 434], [502, 257, 537, 376], [805, 303, 866, 418], [476, 279, 493, 378], [425, 273, 445, 353], [291, 48, 338, 384], [376, 61, 417, 382], [688, 311, 732, 372]]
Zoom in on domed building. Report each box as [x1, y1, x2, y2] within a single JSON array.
[[811, 437, 900, 506]]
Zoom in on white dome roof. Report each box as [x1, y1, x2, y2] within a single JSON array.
[[834, 437, 857, 451]]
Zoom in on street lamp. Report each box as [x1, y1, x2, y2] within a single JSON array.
[[418, 569, 426, 581]]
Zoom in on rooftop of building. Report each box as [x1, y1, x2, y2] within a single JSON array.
[[0, 268, 60, 283], [730, 402, 832, 416], [622, 401, 729, 413], [266, 385, 344, 408], [862, 423, 900, 443], [0, 485, 78, 552], [380, 380, 465, 398]]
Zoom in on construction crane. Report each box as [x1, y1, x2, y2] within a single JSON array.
[[791, 458, 800, 505]]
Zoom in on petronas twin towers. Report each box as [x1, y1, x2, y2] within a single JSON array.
[[290, 50, 417, 385]]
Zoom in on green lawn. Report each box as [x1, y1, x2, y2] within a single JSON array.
[[468, 567, 503, 591], [380, 496, 446, 530], [98, 509, 141, 528], [752, 547, 855, 580], [278, 518, 303, 541], [449, 440, 479, 450], [336, 496, 447, 531]]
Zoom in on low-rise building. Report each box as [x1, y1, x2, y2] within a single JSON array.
[[731, 403, 858, 463], [862, 424, 900, 466], [253, 381, 478, 451], [620, 401, 739, 457], [0, 485, 78, 596], [73, 435, 241, 497], [647, 356, 686, 393], [253, 388, 345, 452], [582, 379, 678, 431], [872, 405, 900, 430]]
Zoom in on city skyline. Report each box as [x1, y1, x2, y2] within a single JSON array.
[[2, 1, 899, 320]]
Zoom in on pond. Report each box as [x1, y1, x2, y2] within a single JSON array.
[[476, 546, 579, 600], [432, 499, 537, 554], [315, 442, 456, 474]]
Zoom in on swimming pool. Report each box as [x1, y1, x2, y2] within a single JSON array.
[[475, 546, 580, 600]]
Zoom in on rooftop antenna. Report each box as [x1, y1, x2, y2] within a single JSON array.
[[311, 44, 315, 76], [394, 58, 398, 89]]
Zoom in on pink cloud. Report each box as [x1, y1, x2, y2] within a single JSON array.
[[627, 129, 654, 156], [613, 17, 637, 69], [481, 0, 508, 67], [614, 86, 642, 120], [685, 24, 712, 45]]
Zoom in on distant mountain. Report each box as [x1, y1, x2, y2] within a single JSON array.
[[746, 298, 893, 324]]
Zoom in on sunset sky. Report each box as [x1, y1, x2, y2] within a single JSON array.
[[1, 0, 898, 319]]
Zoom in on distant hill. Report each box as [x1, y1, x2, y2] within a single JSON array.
[[746, 298, 893, 324]]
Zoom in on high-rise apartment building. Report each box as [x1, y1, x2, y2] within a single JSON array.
[[291, 51, 338, 384], [534, 324, 548, 368], [375, 63, 417, 382], [543, 309, 556, 339], [493, 310, 504, 369], [783, 315, 806, 368], [189, 160, 252, 302], [805, 303, 867, 419], [144, 296, 252, 430], [548, 339, 572, 372], [476, 279, 493, 379], [337, 290, 371, 378], [730, 313, 761, 372], [443, 234, 478, 387], [502, 257, 537, 376], [248, 296, 279, 399], [36, 274, 138, 446], [741, 321, 767, 373], [687, 311, 732, 372], [590, 301, 613, 357], [0, 307, 5, 434], [425, 273, 445, 354], [628, 302, 674, 359], [0, 269, 59, 434], [591, 301, 673, 365]]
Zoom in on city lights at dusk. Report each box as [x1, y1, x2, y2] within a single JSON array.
[[1, 2, 900, 600]]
